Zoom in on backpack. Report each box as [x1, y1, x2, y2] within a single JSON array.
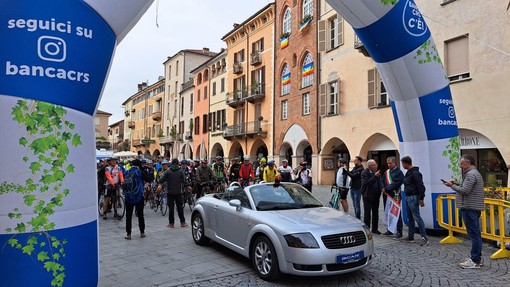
[[122, 168, 140, 199]]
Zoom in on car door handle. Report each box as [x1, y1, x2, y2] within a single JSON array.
[[214, 205, 219, 211]]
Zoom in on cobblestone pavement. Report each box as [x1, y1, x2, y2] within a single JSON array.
[[99, 185, 510, 287]]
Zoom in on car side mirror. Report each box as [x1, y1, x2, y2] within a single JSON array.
[[229, 199, 242, 211]]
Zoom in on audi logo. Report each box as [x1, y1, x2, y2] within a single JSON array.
[[339, 235, 356, 244]]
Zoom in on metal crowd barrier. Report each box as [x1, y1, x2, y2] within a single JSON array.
[[436, 193, 510, 259]]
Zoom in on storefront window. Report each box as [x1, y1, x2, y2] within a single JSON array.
[[462, 148, 508, 187]]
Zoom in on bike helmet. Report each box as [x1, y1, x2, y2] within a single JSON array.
[[267, 160, 275, 166], [233, 157, 239, 162], [215, 156, 223, 161], [180, 159, 188, 165], [201, 159, 208, 164], [243, 155, 250, 161], [161, 159, 170, 165], [259, 158, 266, 164], [194, 158, 200, 162]]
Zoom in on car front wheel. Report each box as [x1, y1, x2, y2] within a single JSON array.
[[252, 236, 280, 281], [191, 213, 209, 245]]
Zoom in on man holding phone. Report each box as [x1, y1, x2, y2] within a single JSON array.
[[443, 155, 484, 269]]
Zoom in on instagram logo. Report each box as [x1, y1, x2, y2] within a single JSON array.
[[38, 36, 67, 62]]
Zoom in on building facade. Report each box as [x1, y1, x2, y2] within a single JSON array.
[[208, 50, 229, 161], [222, 3, 275, 163], [108, 119, 125, 152], [123, 79, 165, 158], [191, 62, 213, 161], [94, 109, 112, 150], [160, 48, 216, 158], [274, 0, 319, 176]]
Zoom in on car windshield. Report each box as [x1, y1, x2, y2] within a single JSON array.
[[249, 184, 323, 211]]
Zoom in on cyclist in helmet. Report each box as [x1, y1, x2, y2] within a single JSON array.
[[195, 159, 214, 199], [239, 155, 254, 187], [255, 158, 267, 183], [228, 157, 241, 184], [212, 156, 227, 192], [263, 160, 280, 183]]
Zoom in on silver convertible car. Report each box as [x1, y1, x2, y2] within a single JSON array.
[[191, 182, 374, 280]]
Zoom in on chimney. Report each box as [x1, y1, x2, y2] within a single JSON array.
[[137, 82, 147, 91], [203, 47, 209, 53], [233, 23, 240, 29]]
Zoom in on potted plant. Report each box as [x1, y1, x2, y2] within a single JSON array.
[[280, 31, 290, 40], [170, 126, 177, 141], [300, 14, 313, 31]]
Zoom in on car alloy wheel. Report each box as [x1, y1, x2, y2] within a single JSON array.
[[191, 213, 209, 245], [252, 236, 280, 281]]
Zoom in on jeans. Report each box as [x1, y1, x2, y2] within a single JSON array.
[[405, 195, 426, 239], [350, 188, 362, 219], [363, 196, 380, 232], [168, 193, 185, 225], [461, 209, 482, 264], [125, 199, 145, 235]]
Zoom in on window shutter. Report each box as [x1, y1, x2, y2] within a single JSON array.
[[261, 37, 264, 51], [318, 20, 326, 52], [337, 15, 344, 46], [319, 83, 327, 116], [367, 69, 376, 108]]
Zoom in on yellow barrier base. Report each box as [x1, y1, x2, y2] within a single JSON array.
[[490, 248, 510, 259], [440, 235, 463, 244]]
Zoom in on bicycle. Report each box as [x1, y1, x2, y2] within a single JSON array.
[[216, 178, 227, 193], [328, 185, 340, 210], [152, 186, 168, 216], [98, 186, 125, 220], [240, 178, 252, 188], [182, 184, 195, 212]]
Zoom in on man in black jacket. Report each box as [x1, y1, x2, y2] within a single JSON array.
[[346, 156, 364, 219], [361, 159, 383, 234], [158, 158, 187, 228], [400, 156, 428, 246]]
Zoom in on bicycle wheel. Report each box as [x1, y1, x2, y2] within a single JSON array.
[[115, 195, 125, 220], [161, 195, 168, 216], [98, 194, 105, 216], [187, 193, 194, 211], [153, 194, 160, 212]]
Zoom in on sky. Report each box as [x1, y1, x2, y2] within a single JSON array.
[[98, 0, 271, 124]]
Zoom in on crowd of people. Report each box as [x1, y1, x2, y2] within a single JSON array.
[[333, 154, 485, 269], [98, 153, 485, 269]]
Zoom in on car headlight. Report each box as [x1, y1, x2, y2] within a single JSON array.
[[362, 224, 373, 241], [283, 232, 319, 248]]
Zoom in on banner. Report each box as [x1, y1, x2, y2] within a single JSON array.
[[0, 1, 153, 286], [384, 194, 401, 233]]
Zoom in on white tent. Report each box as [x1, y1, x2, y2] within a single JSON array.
[[113, 151, 137, 159], [96, 149, 114, 160]]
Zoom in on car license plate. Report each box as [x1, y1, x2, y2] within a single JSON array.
[[336, 250, 364, 264]]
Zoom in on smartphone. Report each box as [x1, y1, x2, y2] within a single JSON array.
[[440, 179, 447, 183]]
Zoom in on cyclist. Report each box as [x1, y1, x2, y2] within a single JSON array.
[[239, 155, 254, 187], [180, 159, 193, 190], [157, 158, 188, 228], [255, 158, 267, 183], [277, 159, 293, 182], [228, 157, 241, 184], [103, 157, 124, 219], [124, 159, 151, 239], [195, 159, 214, 199], [212, 156, 228, 192], [97, 159, 108, 201], [263, 160, 280, 183]]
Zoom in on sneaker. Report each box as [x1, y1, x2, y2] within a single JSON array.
[[401, 237, 415, 243], [382, 231, 393, 236], [420, 237, 429, 246], [393, 233, 403, 240], [181, 223, 188, 228], [140, 233, 146, 238], [459, 258, 481, 269], [167, 224, 174, 228], [479, 258, 484, 267], [459, 258, 471, 265], [125, 234, 131, 240]]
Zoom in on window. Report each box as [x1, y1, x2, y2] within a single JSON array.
[[301, 53, 314, 88], [367, 68, 389, 108], [168, 65, 172, 79], [303, 93, 310, 115], [202, 114, 208, 133], [328, 81, 338, 115], [319, 14, 343, 52], [94, 117, 100, 125], [221, 78, 225, 92], [445, 36, 470, 82], [190, 93, 193, 112], [283, 7, 292, 34], [234, 50, 245, 63], [204, 87, 208, 100], [180, 97, 184, 116], [197, 89, 201, 101], [282, 100, 288, 120], [329, 18, 338, 49], [251, 67, 265, 94], [212, 82, 216, 96], [197, 73, 202, 85], [281, 63, 291, 95], [252, 38, 264, 53], [176, 60, 179, 76], [303, 0, 313, 18], [194, 116, 200, 135]]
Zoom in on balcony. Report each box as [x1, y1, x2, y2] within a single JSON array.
[[96, 141, 111, 149], [152, 111, 162, 121], [354, 36, 370, 57], [233, 62, 243, 74], [250, 51, 261, 66], [185, 131, 193, 141], [226, 90, 247, 108], [127, 121, 135, 129], [158, 136, 175, 145], [246, 83, 265, 103], [132, 139, 143, 147], [223, 121, 267, 140]]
